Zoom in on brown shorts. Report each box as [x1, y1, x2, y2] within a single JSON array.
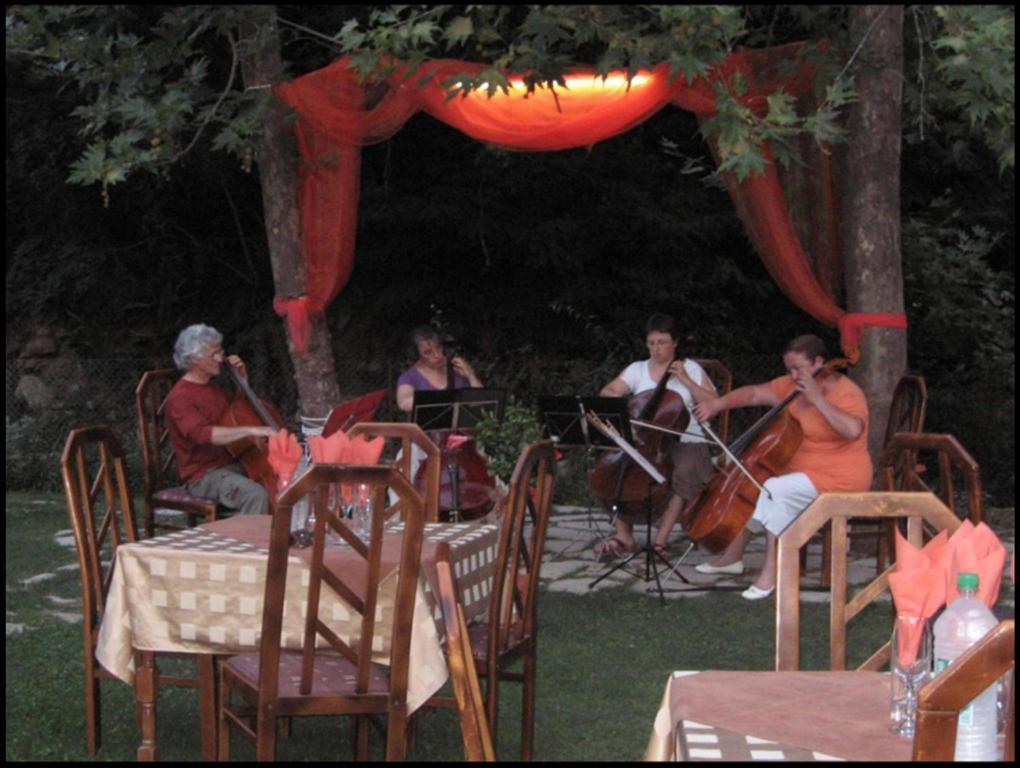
[[670, 441, 716, 500]]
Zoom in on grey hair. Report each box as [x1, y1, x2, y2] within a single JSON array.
[[173, 324, 223, 371]]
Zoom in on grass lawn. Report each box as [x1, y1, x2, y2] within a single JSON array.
[[5, 491, 1012, 761]]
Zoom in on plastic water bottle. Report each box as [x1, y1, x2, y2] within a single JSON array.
[[932, 572, 999, 761]]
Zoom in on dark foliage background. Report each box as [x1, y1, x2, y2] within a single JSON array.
[[5, 12, 1014, 505]]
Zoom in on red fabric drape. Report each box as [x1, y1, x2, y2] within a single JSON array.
[[274, 42, 906, 357]]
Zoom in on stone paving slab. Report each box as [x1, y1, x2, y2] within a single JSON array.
[[537, 505, 1016, 604]]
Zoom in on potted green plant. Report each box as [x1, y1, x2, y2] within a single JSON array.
[[475, 401, 544, 486]]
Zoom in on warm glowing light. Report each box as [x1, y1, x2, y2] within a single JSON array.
[[454, 72, 652, 98]]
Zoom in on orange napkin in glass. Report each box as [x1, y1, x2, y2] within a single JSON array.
[[307, 429, 350, 464], [348, 434, 385, 465], [942, 520, 1007, 607], [267, 429, 303, 491], [332, 434, 385, 505], [889, 528, 947, 665]]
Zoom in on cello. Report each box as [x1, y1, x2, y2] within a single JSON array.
[[588, 355, 690, 519], [413, 351, 496, 521], [221, 359, 285, 500], [682, 358, 849, 553]]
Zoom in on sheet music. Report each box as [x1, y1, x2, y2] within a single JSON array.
[[585, 412, 667, 485]]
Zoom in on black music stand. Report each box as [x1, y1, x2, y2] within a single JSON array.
[[412, 388, 505, 521], [412, 388, 506, 432], [579, 402, 683, 604], [538, 396, 631, 559], [538, 395, 632, 449]]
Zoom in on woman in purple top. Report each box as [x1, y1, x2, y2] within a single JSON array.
[[395, 326, 483, 413]]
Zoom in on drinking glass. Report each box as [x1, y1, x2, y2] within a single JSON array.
[[353, 483, 372, 541], [889, 615, 932, 736]]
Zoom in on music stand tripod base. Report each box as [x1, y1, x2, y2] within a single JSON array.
[[587, 493, 683, 606]]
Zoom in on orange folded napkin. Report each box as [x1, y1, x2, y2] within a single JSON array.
[[307, 429, 350, 464], [942, 520, 1007, 607], [267, 429, 303, 491], [889, 528, 946, 665], [348, 434, 385, 465]]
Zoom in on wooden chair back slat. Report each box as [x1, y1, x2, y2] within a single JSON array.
[[436, 544, 496, 762], [347, 421, 442, 521], [913, 619, 1014, 761], [775, 492, 963, 672]]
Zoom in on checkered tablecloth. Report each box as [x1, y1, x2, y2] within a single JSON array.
[[645, 670, 914, 762], [95, 517, 499, 713]]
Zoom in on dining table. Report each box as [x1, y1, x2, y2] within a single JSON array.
[[645, 669, 916, 762], [95, 514, 500, 761]]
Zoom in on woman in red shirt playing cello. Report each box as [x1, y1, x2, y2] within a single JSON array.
[[165, 324, 277, 516]]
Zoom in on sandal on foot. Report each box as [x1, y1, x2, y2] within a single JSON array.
[[594, 536, 636, 563]]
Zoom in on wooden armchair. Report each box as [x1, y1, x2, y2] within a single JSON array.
[[914, 619, 1014, 761], [60, 425, 215, 757], [136, 369, 217, 537], [470, 439, 556, 760], [435, 544, 496, 762], [217, 464, 425, 761], [347, 421, 441, 521], [775, 491, 963, 672], [879, 431, 984, 526]]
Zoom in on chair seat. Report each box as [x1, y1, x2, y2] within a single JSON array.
[[152, 486, 217, 512], [225, 651, 392, 700], [468, 619, 529, 662]]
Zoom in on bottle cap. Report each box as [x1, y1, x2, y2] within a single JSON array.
[[957, 572, 979, 591]]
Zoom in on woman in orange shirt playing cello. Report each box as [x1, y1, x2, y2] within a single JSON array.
[[691, 334, 872, 600]]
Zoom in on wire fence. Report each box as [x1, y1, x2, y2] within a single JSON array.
[[20, 351, 1011, 510], [6, 349, 783, 498]]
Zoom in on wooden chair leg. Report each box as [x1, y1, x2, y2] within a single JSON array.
[[196, 655, 217, 761], [255, 704, 277, 761], [354, 714, 371, 761], [522, 653, 536, 761], [485, 664, 500, 754], [385, 706, 409, 761], [84, 656, 101, 754], [217, 668, 231, 760]]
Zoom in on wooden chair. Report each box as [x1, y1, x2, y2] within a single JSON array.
[[217, 464, 425, 761], [691, 358, 732, 445], [347, 421, 442, 521], [469, 439, 556, 760], [818, 374, 928, 585], [774, 491, 963, 672], [913, 619, 1014, 761], [435, 544, 496, 762], [60, 425, 216, 757], [879, 432, 984, 527], [136, 369, 218, 537]]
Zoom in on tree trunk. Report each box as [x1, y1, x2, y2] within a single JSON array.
[[840, 5, 908, 468], [238, 7, 341, 422]]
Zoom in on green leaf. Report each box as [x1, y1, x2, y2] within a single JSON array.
[[443, 15, 473, 50]]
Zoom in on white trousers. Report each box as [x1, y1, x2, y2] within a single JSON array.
[[750, 472, 819, 536]]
